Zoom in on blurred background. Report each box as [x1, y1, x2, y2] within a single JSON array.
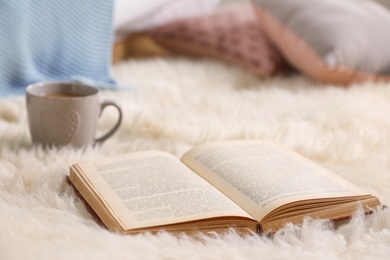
[[375, 0, 390, 9], [221, 0, 390, 9]]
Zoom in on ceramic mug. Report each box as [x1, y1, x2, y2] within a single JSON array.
[[26, 82, 122, 147]]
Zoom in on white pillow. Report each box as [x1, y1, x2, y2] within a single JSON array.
[[253, 0, 390, 85], [113, 0, 221, 41], [113, 0, 171, 32]]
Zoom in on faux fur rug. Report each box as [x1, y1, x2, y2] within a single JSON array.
[[1, 58, 390, 259]]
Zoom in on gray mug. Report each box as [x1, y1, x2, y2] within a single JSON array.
[[26, 82, 122, 147]]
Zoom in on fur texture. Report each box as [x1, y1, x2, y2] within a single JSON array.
[[1, 58, 390, 259]]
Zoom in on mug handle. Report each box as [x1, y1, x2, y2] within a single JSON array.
[[95, 100, 123, 143]]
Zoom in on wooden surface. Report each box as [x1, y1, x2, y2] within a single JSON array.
[[112, 33, 170, 63]]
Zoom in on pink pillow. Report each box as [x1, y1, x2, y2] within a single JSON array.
[[148, 4, 289, 77], [253, 0, 390, 85]]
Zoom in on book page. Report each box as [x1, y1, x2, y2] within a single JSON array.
[[181, 140, 371, 221], [75, 151, 253, 230]]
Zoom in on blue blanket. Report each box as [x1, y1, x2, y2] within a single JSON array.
[[0, 0, 117, 97]]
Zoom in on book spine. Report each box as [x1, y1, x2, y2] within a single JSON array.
[[256, 224, 263, 234]]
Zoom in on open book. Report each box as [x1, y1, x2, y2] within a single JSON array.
[[69, 140, 381, 235]]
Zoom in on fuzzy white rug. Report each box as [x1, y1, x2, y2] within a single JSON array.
[[1, 57, 390, 259]]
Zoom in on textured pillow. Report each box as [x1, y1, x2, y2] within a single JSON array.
[[253, 0, 390, 85], [148, 4, 289, 77]]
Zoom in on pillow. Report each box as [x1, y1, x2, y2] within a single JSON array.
[[253, 0, 390, 85], [114, 0, 221, 41], [0, 0, 116, 97], [147, 4, 289, 77], [114, 0, 172, 32]]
